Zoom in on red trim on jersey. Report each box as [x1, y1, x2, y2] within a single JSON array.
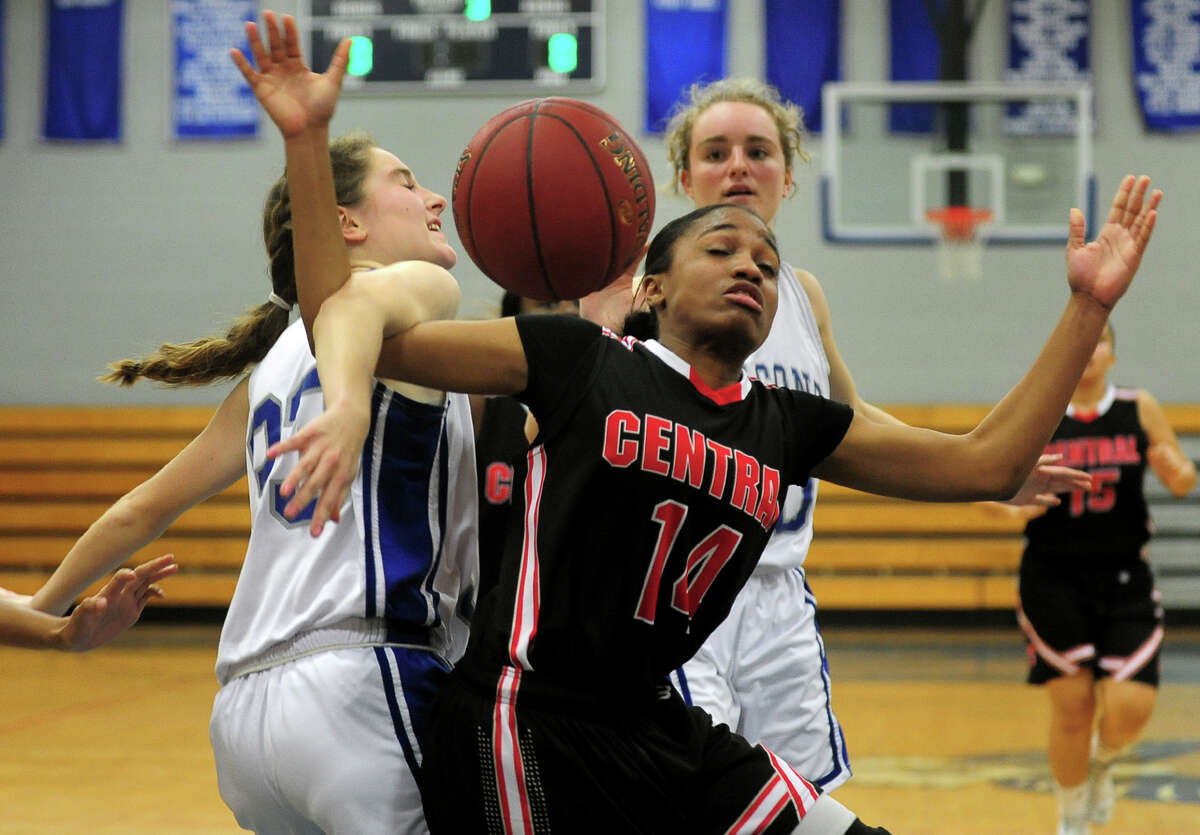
[[493, 667, 534, 834], [766, 746, 819, 814], [1073, 409, 1099, 423], [688, 367, 746, 405], [509, 446, 546, 670]]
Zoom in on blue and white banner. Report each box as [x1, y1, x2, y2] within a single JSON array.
[[1006, 0, 1091, 135], [644, 0, 727, 134], [173, 0, 257, 140], [889, 0, 941, 133], [1132, 0, 1200, 132], [764, 0, 840, 134], [43, 0, 124, 141], [1, 0, 6, 140]]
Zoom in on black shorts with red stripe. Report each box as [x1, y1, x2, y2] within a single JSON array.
[[418, 660, 822, 834], [1017, 550, 1163, 687]]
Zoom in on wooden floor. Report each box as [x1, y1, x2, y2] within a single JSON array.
[[2, 623, 1198, 834]]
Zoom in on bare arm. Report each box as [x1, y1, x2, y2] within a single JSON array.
[[271, 273, 527, 534], [29, 381, 250, 615], [1138, 389, 1198, 496], [2, 556, 179, 651], [231, 12, 351, 344], [814, 176, 1159, 502]]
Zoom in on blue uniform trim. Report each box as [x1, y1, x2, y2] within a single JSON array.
[[361, 387, 384, 618], [802, 571, 852, 788]]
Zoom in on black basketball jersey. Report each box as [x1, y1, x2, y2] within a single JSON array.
[[464, 315, 852, 695], [1025, 385, 1151, 557], [473, 395, 530, 598]]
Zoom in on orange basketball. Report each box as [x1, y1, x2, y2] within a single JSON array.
[[452, 97, 655, 301]]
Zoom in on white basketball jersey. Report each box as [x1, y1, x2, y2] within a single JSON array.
[[215, 320, 478, 684], [744, 262, 831, 571]]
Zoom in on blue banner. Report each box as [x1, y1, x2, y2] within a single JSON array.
[[1132, 0, 1200, 132], [764, 0, 840, 134], [1, 0, 6, 141], [644, 0, 727, 134], [889, 0, 941, 132], [43, 0, 124, 141], [173, 0, 257, 140], [1006, 0, 1090, 135]]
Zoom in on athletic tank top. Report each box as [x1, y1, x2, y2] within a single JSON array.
[[744, 262, 831, 570], [215, 320, 478, 683], [1024, 385, 1151, 559]]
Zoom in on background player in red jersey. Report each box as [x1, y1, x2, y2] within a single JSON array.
[[993, 322, 1196, 835]]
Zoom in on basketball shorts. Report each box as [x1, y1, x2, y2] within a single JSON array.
[[419, 663, 826, 834], [671, 566, 851, 791], [210, 644, 449, 834], [1017, 551, 1163, 687]]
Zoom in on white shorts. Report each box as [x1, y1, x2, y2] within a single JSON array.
[[671, 567, 851, 792], [210, 644, 449, 834]]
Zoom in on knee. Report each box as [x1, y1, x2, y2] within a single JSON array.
[[1102, 683, 1157, 735], [1048, 678, 1096, 730]]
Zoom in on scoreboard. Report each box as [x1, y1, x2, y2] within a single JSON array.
[[304, 1, 604, 94]]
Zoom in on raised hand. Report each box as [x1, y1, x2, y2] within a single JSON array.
[[267, 400, 371, 537], [1066, 175, 1161, 310], [61, 554, 178, 652], [230, 10, 350, 139]]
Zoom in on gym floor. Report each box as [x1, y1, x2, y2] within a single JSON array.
[[3, 620, 1198, 833]]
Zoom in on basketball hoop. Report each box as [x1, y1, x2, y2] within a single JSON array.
[[926, 206, 993, 282]]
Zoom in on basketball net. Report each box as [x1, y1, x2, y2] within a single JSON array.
[[925, 207, 993, 282]]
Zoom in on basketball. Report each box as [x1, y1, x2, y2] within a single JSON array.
[[451, 97, 655, 301]]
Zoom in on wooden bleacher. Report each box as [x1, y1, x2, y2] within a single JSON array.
[[2, 404, 1197, 611]]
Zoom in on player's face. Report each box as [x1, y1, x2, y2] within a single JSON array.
[[346, 148, 457, 269], [653, 207, 779, 357], [681, 101, 792, 228], [1081, 325, 1116, 384]]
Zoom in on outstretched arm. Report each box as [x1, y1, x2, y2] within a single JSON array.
[[231, 11, 351, 343], [29, 381, 249, 615], [2, 555, 177, 651], [1139, 390, 1198, 497], [815, 176, 1160, 501]]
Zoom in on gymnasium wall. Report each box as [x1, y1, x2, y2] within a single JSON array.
[[1, 0, 1196, 407]]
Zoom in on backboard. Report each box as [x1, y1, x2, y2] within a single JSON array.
[[820, 82, 1095, 245]]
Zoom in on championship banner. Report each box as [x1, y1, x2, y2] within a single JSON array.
[[173, 0, 257, 140], [644, 0, 727, 134], [888, 0, 941, 132], [43, 0, 124, 141], [1132, 0, 1200, 132], [1006, 0, 1091, 135], [764, 0, 839, 134]]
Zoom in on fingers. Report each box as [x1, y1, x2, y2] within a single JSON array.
[[283, 12, 303, 60], [1104, 174, 1136, 226], [328, 37, 352, 86], [265, 10, 287, 65], [1066, 207, 1086, 251]]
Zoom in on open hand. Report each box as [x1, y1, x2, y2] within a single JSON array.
[[230, 11, 350, 139], [61, 554, 178, 652], [1066, 175, 1160, 310], [267, 400, 370, 537]]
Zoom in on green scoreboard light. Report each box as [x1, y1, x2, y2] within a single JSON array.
[[304, 0, 603, 94]]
